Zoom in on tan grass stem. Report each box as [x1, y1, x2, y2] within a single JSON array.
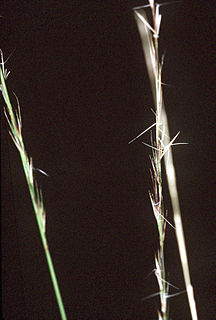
[[133, 2, 198, 319]]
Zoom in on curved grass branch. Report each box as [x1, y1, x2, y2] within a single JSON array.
[[0, 51, 67, 320]]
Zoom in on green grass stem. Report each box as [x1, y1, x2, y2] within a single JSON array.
[[0, 53, 67, 320]]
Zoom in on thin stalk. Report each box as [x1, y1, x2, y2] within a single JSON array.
[[0, 56, 67, 320], [133, 1, 198, 319], [149, 2, 169, 318]]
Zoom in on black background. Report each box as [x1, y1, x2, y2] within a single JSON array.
[[1, 1, 215, 319]]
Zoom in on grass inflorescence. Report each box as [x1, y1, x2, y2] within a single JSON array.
[[132, 1, 198, 319], [1, 2, 199, 318], [0, 50, 67, 320]]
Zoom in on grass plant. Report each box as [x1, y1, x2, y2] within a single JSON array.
[[131, 1, 199, 319], [1, 2, 199, 318], [0, 50, 67, 320]]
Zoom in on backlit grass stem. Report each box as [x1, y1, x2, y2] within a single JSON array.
[[0, 51, 67, 320], [133, 1, 198, 319]]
